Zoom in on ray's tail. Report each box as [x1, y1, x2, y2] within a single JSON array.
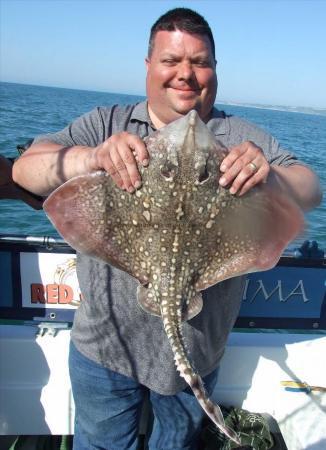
[[161, 306, 241, 446]]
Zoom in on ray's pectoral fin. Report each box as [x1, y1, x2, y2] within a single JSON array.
[[44, 172, 149, 283], [182, 292, 203, 321], [196, 184, 304, 291], [44, 173, 107, 256], [137, 285, 161, 316], [137, 286, 203, 320]]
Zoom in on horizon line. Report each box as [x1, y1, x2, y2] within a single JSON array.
[[1, 79, 325, 114]]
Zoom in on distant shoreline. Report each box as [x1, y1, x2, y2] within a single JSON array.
[[1, 80, 325, 117], [217, 100, 326, 117]]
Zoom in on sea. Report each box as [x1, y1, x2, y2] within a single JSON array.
[[0, 81, 325, 251]]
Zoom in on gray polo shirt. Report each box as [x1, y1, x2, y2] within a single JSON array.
[[36, 101, 300, 394]]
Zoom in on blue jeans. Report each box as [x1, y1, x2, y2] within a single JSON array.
[[69, 341, 218, 450]]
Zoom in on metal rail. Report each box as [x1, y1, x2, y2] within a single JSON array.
[[0, 234, 66, 246]]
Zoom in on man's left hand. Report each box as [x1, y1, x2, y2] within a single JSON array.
[[219, 141, 270, 196]]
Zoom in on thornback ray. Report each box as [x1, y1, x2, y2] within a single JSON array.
[[44, 110, 303, 445]]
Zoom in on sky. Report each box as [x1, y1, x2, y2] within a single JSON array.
[[1, 0, 326, 108]]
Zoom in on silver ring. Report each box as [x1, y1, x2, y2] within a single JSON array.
[[248, 162, 258, 173]]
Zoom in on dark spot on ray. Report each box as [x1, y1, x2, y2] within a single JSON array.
[[198, 162, 210, 183], [161, 161, 178, 180]]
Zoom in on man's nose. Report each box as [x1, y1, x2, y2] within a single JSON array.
[[177, 61, 194, 80]]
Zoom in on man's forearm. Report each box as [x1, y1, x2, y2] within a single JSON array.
[[12, 142, 97, 196], [271, 165, 322, 212], [13, 142, 323, 212]]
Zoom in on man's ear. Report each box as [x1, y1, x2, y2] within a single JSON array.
[[145, 57, 150, 71]]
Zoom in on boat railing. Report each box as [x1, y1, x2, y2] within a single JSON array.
[[0, 234, 69, 248]]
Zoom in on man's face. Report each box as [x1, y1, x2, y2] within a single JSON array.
[[146, 30, 217, 128]]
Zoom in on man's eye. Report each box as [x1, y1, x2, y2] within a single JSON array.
[[162, 59, 176, 65], [195, 60, 210, 67]]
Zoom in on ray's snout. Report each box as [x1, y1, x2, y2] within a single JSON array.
[[156, 110, 220, 186]]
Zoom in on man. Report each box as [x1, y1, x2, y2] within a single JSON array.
[[13, 8, 321, 450]]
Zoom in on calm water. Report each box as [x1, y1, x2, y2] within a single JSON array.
[[0, 82, 325, 250]]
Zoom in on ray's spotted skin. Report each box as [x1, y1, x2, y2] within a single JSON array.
[[44, 110, 303, 445]]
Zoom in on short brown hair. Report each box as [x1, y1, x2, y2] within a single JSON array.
[[148, 8, 215, 58]]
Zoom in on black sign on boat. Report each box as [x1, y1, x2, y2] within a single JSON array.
[[0, 235, 325, 331]]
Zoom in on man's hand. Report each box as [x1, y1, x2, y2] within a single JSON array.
[[219, 141, 270, 196], [93, 132, 149, 192]]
